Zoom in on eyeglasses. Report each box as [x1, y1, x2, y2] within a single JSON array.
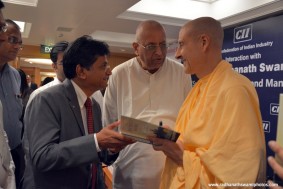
[[0, 23, 7, 33], [138, 43, 169, 52], [7, 36, 23, 50]]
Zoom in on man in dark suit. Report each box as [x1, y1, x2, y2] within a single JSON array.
[[26, 75, 37, 90], [24, 35, 134, 189]]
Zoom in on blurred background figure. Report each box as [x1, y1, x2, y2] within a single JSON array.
[[26, 74, 37, 90], [41, 76, 54, 86], [17, 69, 33, 110], [0, 17, 25, 188], [0, 1, 16, 188], [26, 41, 69, 106], [17, 68, 33, 139]]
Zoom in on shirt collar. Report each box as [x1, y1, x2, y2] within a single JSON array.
[[0, 63, 9, 74], [70, 80, 88, 109]]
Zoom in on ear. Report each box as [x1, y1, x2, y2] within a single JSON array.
[[200, 34, 210, 51], [51, 63, 57, 70], [75, 64, 87, 79], [132, 42, 139, 56]]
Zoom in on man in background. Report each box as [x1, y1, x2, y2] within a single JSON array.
[[103, 20, 192, 189], [26, 74, 37, 90], [150, 17, 266, 189], [40, 76, 54, 86], [26, 41, 69, 106], [0, 1, 16, 188], [0, 16, 25, 187]]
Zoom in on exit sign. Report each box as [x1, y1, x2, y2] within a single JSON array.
[[40, 45, 53, 54]]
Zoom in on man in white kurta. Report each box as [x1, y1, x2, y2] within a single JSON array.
[[103, 56, 191, 188]]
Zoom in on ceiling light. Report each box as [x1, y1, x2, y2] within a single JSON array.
[[25, 58, 52, 65], [12, 20, 31, 38], [191, 0, 218, 3], [2, 0, 38, 7], [14, 20, 25, 32], [123, 0, 280, 23]]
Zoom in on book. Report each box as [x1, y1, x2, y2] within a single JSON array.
[[120, 115, 180, 144]]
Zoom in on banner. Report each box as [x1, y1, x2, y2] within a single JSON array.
[[222, 14, 283, 179]]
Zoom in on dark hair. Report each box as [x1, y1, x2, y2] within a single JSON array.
[[17, 69, 29, 94], [0, 1, 4, 9], [63, 35, 110, 79], [41, 77, 54, 86], [5, 19, 20, 31], [50, 41, 69, 63]]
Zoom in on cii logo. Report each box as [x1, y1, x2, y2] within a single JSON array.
[[233, 24, 252, 44], [270, 103, 279, 115], [262, 121, 270, 133]]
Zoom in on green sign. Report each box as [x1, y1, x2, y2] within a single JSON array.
[[40, 45, 53, 54]]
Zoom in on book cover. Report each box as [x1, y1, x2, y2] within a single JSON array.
[[120, 115, 180, 144]]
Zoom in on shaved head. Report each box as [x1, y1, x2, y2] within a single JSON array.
[[182, 17, 224, 49], [175, 17, 224, 78]]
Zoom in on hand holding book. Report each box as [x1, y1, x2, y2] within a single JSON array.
[[120, 116, 180, 144]]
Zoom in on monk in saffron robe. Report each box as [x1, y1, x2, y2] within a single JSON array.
[[150, 17, 266, 189]]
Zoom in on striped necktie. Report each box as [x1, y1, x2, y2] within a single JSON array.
[[85, 98, 96, 189]]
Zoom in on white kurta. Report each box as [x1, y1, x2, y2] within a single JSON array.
[[103, 57, 192, 189]]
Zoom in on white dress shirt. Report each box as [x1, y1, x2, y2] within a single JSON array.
[[71, 80, 101, 152]]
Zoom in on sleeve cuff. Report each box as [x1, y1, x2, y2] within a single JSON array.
[[94, 133, 101, 152]]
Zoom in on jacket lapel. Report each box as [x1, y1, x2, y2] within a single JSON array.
[[63, 79, 85, 135]]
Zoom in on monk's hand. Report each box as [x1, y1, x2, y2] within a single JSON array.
[[149, 136, 184, 166]]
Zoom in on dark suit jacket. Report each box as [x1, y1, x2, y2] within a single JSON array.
[[23, 79, 117, 189], [30, 82, 38, 90]]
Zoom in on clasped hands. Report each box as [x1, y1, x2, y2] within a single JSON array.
[[96, 121, 135, 153]]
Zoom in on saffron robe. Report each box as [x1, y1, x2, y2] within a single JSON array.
[[161, 61, 266, 189]]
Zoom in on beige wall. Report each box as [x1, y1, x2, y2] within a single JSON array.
[[12, 45, 134, 86]]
